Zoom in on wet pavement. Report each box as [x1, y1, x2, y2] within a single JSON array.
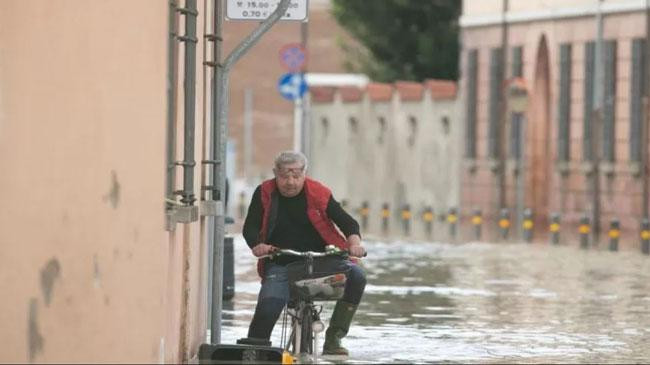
[[220, 235, 650, 363]]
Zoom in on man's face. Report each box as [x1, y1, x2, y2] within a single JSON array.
[[274, 161, 306, 197]]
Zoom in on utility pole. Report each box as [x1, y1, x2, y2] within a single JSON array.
[[300, 20, 309, 156], [208, 0, 292, 345], [498, 0, 509, 210], [591, 0, 605, 245], [243, 88, 253, 181]]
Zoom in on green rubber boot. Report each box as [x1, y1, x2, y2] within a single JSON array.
[[322, 300, 358, 356]]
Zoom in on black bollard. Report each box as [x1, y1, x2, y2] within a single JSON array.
[[401, 204, 411, 236], [223, 236, 235, 300], [381, 202, 390, 235], [523, 208, 534, 243], [641, 218, 650, 255], [360, 201, 369, 231], [579, 214, 590, 249], [549, 212, 560, 245], [447, 207, 458, 241], [498, 208, 510, 241], [608, 218, 620, 251], [472, 208, 482, 241], [423, 206, 434, 238]]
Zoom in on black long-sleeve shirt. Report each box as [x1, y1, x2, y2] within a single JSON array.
[[242, 184, 360, 264]]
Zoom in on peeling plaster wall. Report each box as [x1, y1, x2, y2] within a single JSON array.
[[0, 1, 208, 363]]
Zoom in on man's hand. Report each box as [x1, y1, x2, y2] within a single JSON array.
[[348, 243, 366, 258], [346, 234, 366, 257], [252, 243, 277, 257]]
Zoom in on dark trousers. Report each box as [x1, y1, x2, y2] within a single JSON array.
[[247, 262, 366, 340]]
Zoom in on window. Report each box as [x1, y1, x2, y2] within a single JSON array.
[[377, 116, 387, 144], [511, 46, 523, 77], [348, 116, 358, 144], [583, 41, 595, 161], [557, 43, 572, 163], [465, 49, 478, 158], [407, 116, 417, 147], [630, 38, 645, 164], [602, 40, 617, 163], [441, 116, 450, 135], [348, 116, 358, 132], [320, 117, 329, 145], [488, 47, 504, 159]]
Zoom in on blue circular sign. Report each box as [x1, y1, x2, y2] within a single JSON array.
[[278, 73, 308, 101]]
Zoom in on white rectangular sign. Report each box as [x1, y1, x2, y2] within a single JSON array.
[[226, 0, 308, 21]]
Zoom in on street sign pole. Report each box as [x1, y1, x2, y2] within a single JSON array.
[[293, 96, 303, 151], [210, 0, 292, 345]]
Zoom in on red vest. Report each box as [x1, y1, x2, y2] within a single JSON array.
[[256, 177, 348, 277]]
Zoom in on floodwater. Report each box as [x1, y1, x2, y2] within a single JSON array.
[[220, 235, 650, 363]]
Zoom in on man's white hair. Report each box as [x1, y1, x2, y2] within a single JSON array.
[[274, 150, 308, 171]]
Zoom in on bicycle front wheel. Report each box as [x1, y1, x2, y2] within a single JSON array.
[[300, 306, 313, 354]]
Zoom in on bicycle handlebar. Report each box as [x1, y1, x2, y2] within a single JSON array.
[[260, 245, 367, 259]]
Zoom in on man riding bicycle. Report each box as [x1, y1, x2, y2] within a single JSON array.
[[242, 150, 367, 356]]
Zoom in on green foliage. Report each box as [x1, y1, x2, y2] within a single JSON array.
[[331, 0, 461, 82]]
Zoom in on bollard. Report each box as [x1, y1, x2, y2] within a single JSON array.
[[608, 218, 620, 252], [223, 236, 235, 300], [522, 208, 534, 243], [471, 208, 482, 241], [447, 207, 458, 241], [423, 206, 434, 238], [359, 201, 369, 231], [401, 204, 411, 236], [549, 212, 560, 245], [641, 218, 650, 255], [381, 202, 390, 235], [579, 214, 590, 249], [498, 208, 510, 241]]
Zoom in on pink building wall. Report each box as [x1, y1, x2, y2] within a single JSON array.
[[459, 5, 650, 248]]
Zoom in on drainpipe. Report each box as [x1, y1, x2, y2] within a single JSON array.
[[591, 0, 605, 245], [643, 0, 650, 218], [165, 0, 179, 229], [498, 0, 509, 210], [179, 0, 199, 206], [207, 0, 292, 345], [202, 0, 223, 339]]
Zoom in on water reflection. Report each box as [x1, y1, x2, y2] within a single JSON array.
[[221, 236, 650, 363]]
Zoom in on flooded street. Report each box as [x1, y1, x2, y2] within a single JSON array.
[[221, 235, 650, 363]]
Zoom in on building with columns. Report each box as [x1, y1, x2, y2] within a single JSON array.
[[459, 0, 650, 246]]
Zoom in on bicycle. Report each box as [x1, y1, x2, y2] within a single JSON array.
[[198, 245, 361, 364], [267, 245, 353, 364]]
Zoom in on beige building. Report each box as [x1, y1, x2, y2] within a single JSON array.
[[308, 80, 459, 241], [459, 0, 650, 246]]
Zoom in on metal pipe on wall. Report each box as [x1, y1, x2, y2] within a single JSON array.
[[166, 0, 179, 212], [180, 0, 199, 206], [641, 0, 650, 218]]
